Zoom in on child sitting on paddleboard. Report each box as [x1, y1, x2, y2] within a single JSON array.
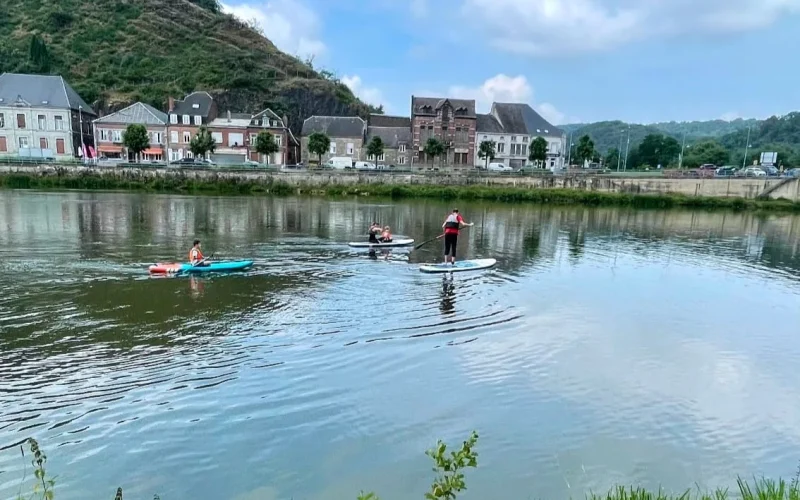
[[379, 226, 392, 243]]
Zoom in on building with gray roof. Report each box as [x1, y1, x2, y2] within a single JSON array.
[[0, 73, 96, 159], [93, 102, 169, 162], [366, 114, 412, 167], [300, 116, 366, 165]]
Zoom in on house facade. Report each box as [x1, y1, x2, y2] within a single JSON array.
[[246, 109, 298, 166], [166, 92, 217, 161], [366, 114, 412, 167], [300, 116, 366, 165], [93, 102, 168, 161], [475, 103, 566, 170], [0, 73, 96, 160], [208, 111, 251, 164], [411, 96, 476, 169]]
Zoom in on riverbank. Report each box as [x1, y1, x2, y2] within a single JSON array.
[[2, 168, 800, 212]]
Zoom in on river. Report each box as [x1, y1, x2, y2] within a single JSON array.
[[0, 190, 799, 500]]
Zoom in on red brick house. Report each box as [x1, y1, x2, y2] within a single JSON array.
[[246, 109, 298, 165], [411, 96, 476, 169], [166, 92, 217, 161]]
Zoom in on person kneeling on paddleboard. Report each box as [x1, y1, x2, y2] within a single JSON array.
[[442, 209, 473, 264], [368, 222, 382, 243], [189, 239, 209, 267], [379, 225, 393, 243]]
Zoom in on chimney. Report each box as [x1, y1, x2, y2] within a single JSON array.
[[168, 97, 174, 112], [227, 110, 231, 122], [283, 115, 288, 129]]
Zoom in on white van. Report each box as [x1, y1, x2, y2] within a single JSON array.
[[326, 157, 353, 169], [354, 161, 377, 170], [488, 162, 513, 172]]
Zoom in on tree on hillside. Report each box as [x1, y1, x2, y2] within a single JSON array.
[[529, 137, 548, 168], [478, 140, 496, 169], [637, 134, 681, 168], [122, 124, 149, 162], [188, 0, 221, 12], [29, 35, 51, 72], [576, 135, 595, 165], [189, 126, 216, 159], [254, 131, 280, 164], [682, 140, 729, 168], [424, 138, 445, 167], [366, 136, 384, 165], [308, 132, 331, 166]]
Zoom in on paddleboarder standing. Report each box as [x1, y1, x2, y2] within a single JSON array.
[[442, 209, 473, 264]]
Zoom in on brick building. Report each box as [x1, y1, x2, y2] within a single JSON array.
[[410, 96, 476, 169], [166, 91, 217, 161], [247, 109, 298, 165]]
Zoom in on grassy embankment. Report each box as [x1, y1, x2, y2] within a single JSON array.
[[2, 172, 800, 212], [11, 435, 800, 500]]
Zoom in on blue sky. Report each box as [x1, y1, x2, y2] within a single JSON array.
[[221, 0, 800, 125]]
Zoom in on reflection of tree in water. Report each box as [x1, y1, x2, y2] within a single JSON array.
[[567, 225, 586, 262], [440, 275, 456, 315], [522, 230, 540, 259]]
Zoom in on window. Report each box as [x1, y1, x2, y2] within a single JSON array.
[[370, 153, 385, 161], [228, 133, 244, 147], [54, 116, 64, 131], [170, 114, 178, 124], [211, 132, 223, 143], [194, 115, 202, 126], [19, 137, 29, 148], [346, 142, 354, 155], [496, 142, 505, 154], [38, 115, 46, 130], [275, 135, 282, 146], [399, 144, 407, 153], [39, 138, 48, 149], [249, 134, 258, 145], [152, 132, 163, 144], [329, 142, 336, 154], [521, 144, 527, 156], [100, 129, 110, 141], [56, 139, 65, 154], [511, 136, 517, 143], [112, 130, 122, 143], [482, 135, 487, 140], [182, 115, 189, 125], [0, 113, 4, 128], [0, 137, 6, 152], [455, 127, 468, 143], [183, 131, 191, 143], [522, 136, 528, 143], [17, 114, 26, 129], [170, 131, 179, 144], [454, 153, 468, 164], [398, 156, 406, 165]]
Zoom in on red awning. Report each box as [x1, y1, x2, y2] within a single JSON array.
[[143, 148, 163, 155], [98, 145, 123, 153]]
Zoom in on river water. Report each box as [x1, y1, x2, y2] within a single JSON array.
[[0, 191, 799, 500]]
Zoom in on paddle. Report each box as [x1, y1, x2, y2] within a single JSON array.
[[414, 223, 474, 250], [191, 253, 214, 267]]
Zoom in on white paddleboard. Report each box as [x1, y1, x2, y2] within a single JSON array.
[[348, 238, 415, 248], [419, 258, 497, 273]]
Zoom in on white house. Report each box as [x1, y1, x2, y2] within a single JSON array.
[[0, 73, 96, 160], [475, 102, 566, 170]]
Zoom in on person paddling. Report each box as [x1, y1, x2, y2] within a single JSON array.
[[368, 222, 382, 243], [442, 208, 473, 265], [189, 239, 209, 267]]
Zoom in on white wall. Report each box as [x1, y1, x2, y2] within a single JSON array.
[[0, 106, 74, 158], [474, 132, 566, 169]]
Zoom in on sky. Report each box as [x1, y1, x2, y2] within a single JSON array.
[[220, 0, 800, 125]]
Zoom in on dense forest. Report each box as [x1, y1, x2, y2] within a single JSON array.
[[0, 0, 379, 132]]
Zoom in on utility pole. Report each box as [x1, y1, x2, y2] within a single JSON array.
[[616, 129, 623, 172], [678, 131, 686, 169], [741, 126, 751, 169], [623, 127, 631, 171]]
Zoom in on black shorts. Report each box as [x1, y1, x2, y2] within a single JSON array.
[[444, 233, 458, 257]]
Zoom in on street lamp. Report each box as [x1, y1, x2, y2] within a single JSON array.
[[741, 126, 751, 169]]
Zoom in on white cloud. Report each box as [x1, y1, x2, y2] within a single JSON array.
[[459, 0, 800, 56], [447, 74, 569, 124], [220, 0, 326, 60], [341, 75, 386, 109]]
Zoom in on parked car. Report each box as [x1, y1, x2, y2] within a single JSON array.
[[243, 159, 260, 166], [784, 168, 800, 178], [762, 166, 779, 177], [715, 166, 737, 177], [698, 164, 718, 170], [738, 167, 766, 177], [325, 157, 353, 169], [354, 161, 377, 170], [487, 162, 513, 172]]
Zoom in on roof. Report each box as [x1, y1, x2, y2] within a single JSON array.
[[301, 116, 366, 137], [366, 126, 412, 148], [93, 102, 167, 125], [0, 73, 95, 114], [411, 96, 476, 118], [209, 117, 251, 128], [171, 91, 214, 117], [369, 114, 411, 128], [491, 103, 563, 136], [476, 113, 504, 134]]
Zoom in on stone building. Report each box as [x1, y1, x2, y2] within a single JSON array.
[[300, 116, 366, 165], [366, 114, 411, 167]]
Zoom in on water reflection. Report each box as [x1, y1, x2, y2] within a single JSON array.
[[0, 191, 799, 500]]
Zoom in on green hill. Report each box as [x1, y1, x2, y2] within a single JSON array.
[[0, 0, 378, 132], [562, 121, 667, 154], [649, 118, 759, 138]]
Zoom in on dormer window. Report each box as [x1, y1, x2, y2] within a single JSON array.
[[194, 115, 201, 126], [182, 115, 189, 125], [170, 114, 178, 124], [192, 103, 200, 109]]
